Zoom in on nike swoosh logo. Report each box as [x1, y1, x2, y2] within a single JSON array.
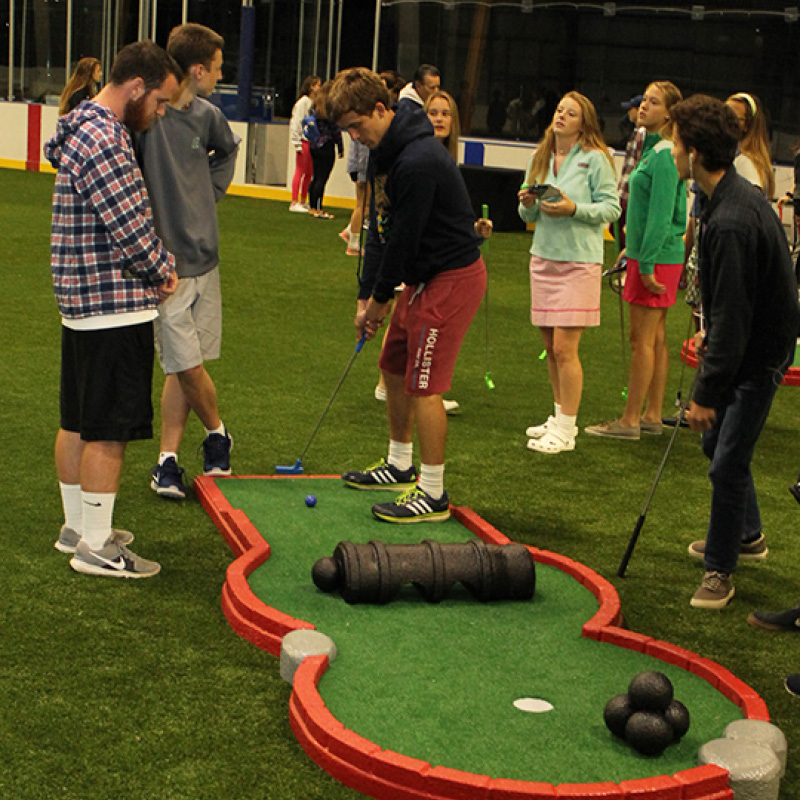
[[83, 501, 102, 507], [93, 553, 126, 570]]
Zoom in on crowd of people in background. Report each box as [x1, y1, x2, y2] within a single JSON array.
[[48, 37, 800, 694]]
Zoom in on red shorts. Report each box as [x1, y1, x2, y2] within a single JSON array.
[[622, 258, 682, 308], [379, 258, 487, 395]]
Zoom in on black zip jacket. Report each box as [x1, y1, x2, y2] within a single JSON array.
[[695, 168, 800, 408]]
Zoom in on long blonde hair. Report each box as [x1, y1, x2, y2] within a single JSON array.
[[648, 80, 682, 141], [59, 57, 100, 116], [727, 91, 775, 198], [526, 91, 613, 185], [424, 90, 460, 161]]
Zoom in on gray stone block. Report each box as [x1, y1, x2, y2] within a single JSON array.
[[280, 629, 337, 685], [724, 719, 788, 777], [698, 737, 781, 800]]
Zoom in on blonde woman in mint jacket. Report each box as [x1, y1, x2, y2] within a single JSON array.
[[587, 81, 685, 441], [518, 91, 620, 454]]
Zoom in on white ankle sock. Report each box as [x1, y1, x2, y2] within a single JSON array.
[[205, 422, 225, 437], [349, 233, 361, 249], [554, 402, 562, 419], [557, 412, 577, 438], [419, 463, 444, 499], [60, 482, 83, 534], [388, 440, 413, 472], [159, 451, 178, 465], [81, 491, 116, 550]]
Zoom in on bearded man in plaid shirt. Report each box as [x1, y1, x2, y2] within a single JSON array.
[[45, 41, 180, 579]]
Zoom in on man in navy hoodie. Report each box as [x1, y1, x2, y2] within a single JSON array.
[[327, 67, 486, 523]]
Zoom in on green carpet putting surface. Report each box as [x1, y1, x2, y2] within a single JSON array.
[[198, 475, 767, 800]]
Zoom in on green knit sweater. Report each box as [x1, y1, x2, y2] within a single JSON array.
[[625, 132, 686, 275]]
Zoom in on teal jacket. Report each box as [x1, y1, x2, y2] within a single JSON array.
[[518, 144, 620, 264], [625, 132, 686, 275]]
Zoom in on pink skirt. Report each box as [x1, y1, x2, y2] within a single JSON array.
[[529, 255, 601, 328]]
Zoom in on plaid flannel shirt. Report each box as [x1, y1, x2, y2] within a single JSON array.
[[617, 126, 646, 205], [45, 102, 174, 321]]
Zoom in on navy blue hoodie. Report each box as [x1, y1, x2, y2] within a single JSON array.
[[360, 101, 481, 302]]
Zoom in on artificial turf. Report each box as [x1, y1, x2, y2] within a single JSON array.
[[1, 166, 798, 800], [220, 476, 743, 785]]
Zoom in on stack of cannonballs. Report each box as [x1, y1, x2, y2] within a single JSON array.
[[603, 670, 690, 756]]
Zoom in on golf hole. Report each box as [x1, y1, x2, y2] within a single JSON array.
[[513, 697, 554, 714]]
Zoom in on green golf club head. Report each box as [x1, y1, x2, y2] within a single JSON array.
[[485, 372, 495, 390]]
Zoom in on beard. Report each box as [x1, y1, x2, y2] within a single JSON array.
[[124, 94, 154, 133]]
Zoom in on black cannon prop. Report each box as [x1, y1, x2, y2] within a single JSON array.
[[312, 539, 536, 604]]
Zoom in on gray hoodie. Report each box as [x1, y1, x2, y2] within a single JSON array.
[[136, 97, 240, 278]]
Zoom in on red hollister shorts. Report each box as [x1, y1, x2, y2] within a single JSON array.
[[379, 258, 487, 396]]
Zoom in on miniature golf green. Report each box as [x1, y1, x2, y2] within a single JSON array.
[[211, 476, 744, 786]]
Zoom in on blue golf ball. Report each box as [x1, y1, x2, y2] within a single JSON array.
[[305, 495, 317, 508]]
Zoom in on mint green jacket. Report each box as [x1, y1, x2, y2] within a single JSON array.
[[625, 132, 686, 275], [518, 144, 620, 264]]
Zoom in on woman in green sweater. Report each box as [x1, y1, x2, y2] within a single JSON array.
[[587, 81, 685, 440], [518, 91, 620, 454]]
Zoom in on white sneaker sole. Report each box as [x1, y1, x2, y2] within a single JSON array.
[[150, 479, 187, 499], [372, 509, 451, 523], [69, 557, 161, 579], [690, 586, 735, 609]]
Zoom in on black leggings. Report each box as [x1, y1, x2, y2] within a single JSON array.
[[309, 141, 336, 211]]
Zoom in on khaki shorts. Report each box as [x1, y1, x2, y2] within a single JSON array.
[[155, 268, 222, 374]]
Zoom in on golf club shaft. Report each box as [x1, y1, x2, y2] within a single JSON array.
[[295, 333, 367, 465], [481, 203, 491, 383], [617, 414, 683, 577], [617, 370, 699, 577], [617, 515, 645, 578]]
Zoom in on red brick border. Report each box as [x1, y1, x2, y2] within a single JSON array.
[[196, 475, 764, 800]]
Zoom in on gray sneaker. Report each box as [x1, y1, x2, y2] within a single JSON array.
[[690, 571, 734, 609], [585, 419, 640, 440], [70, 538, 160, 579], [54, 525, 134, 554], [687, 533, 768, 563]]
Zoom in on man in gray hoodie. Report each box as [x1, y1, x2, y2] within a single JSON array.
[[137, 23, 240, 500]]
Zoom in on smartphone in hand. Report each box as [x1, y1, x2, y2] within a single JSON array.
[[527, 184, 563, 203], [526, 184, 551, 198], [540, 186, 563, 203]]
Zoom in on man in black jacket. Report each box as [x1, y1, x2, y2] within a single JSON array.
[[670, 94, 800, 608], [327, 67, 486, 523]]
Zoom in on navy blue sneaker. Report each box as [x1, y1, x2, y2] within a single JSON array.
[[203, 430, 233, 476], [785, 673, 800, 696], [747, 605, 800, 632], [342, 458, 418, 491], [371, 486, 450, 523], [151, 457, 187, 499]]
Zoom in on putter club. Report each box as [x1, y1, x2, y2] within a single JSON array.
[[604, 242, 629, 400], [481, 203, 495, 390], [275, 332, 368, 475], [617, 369, 699, 577]]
